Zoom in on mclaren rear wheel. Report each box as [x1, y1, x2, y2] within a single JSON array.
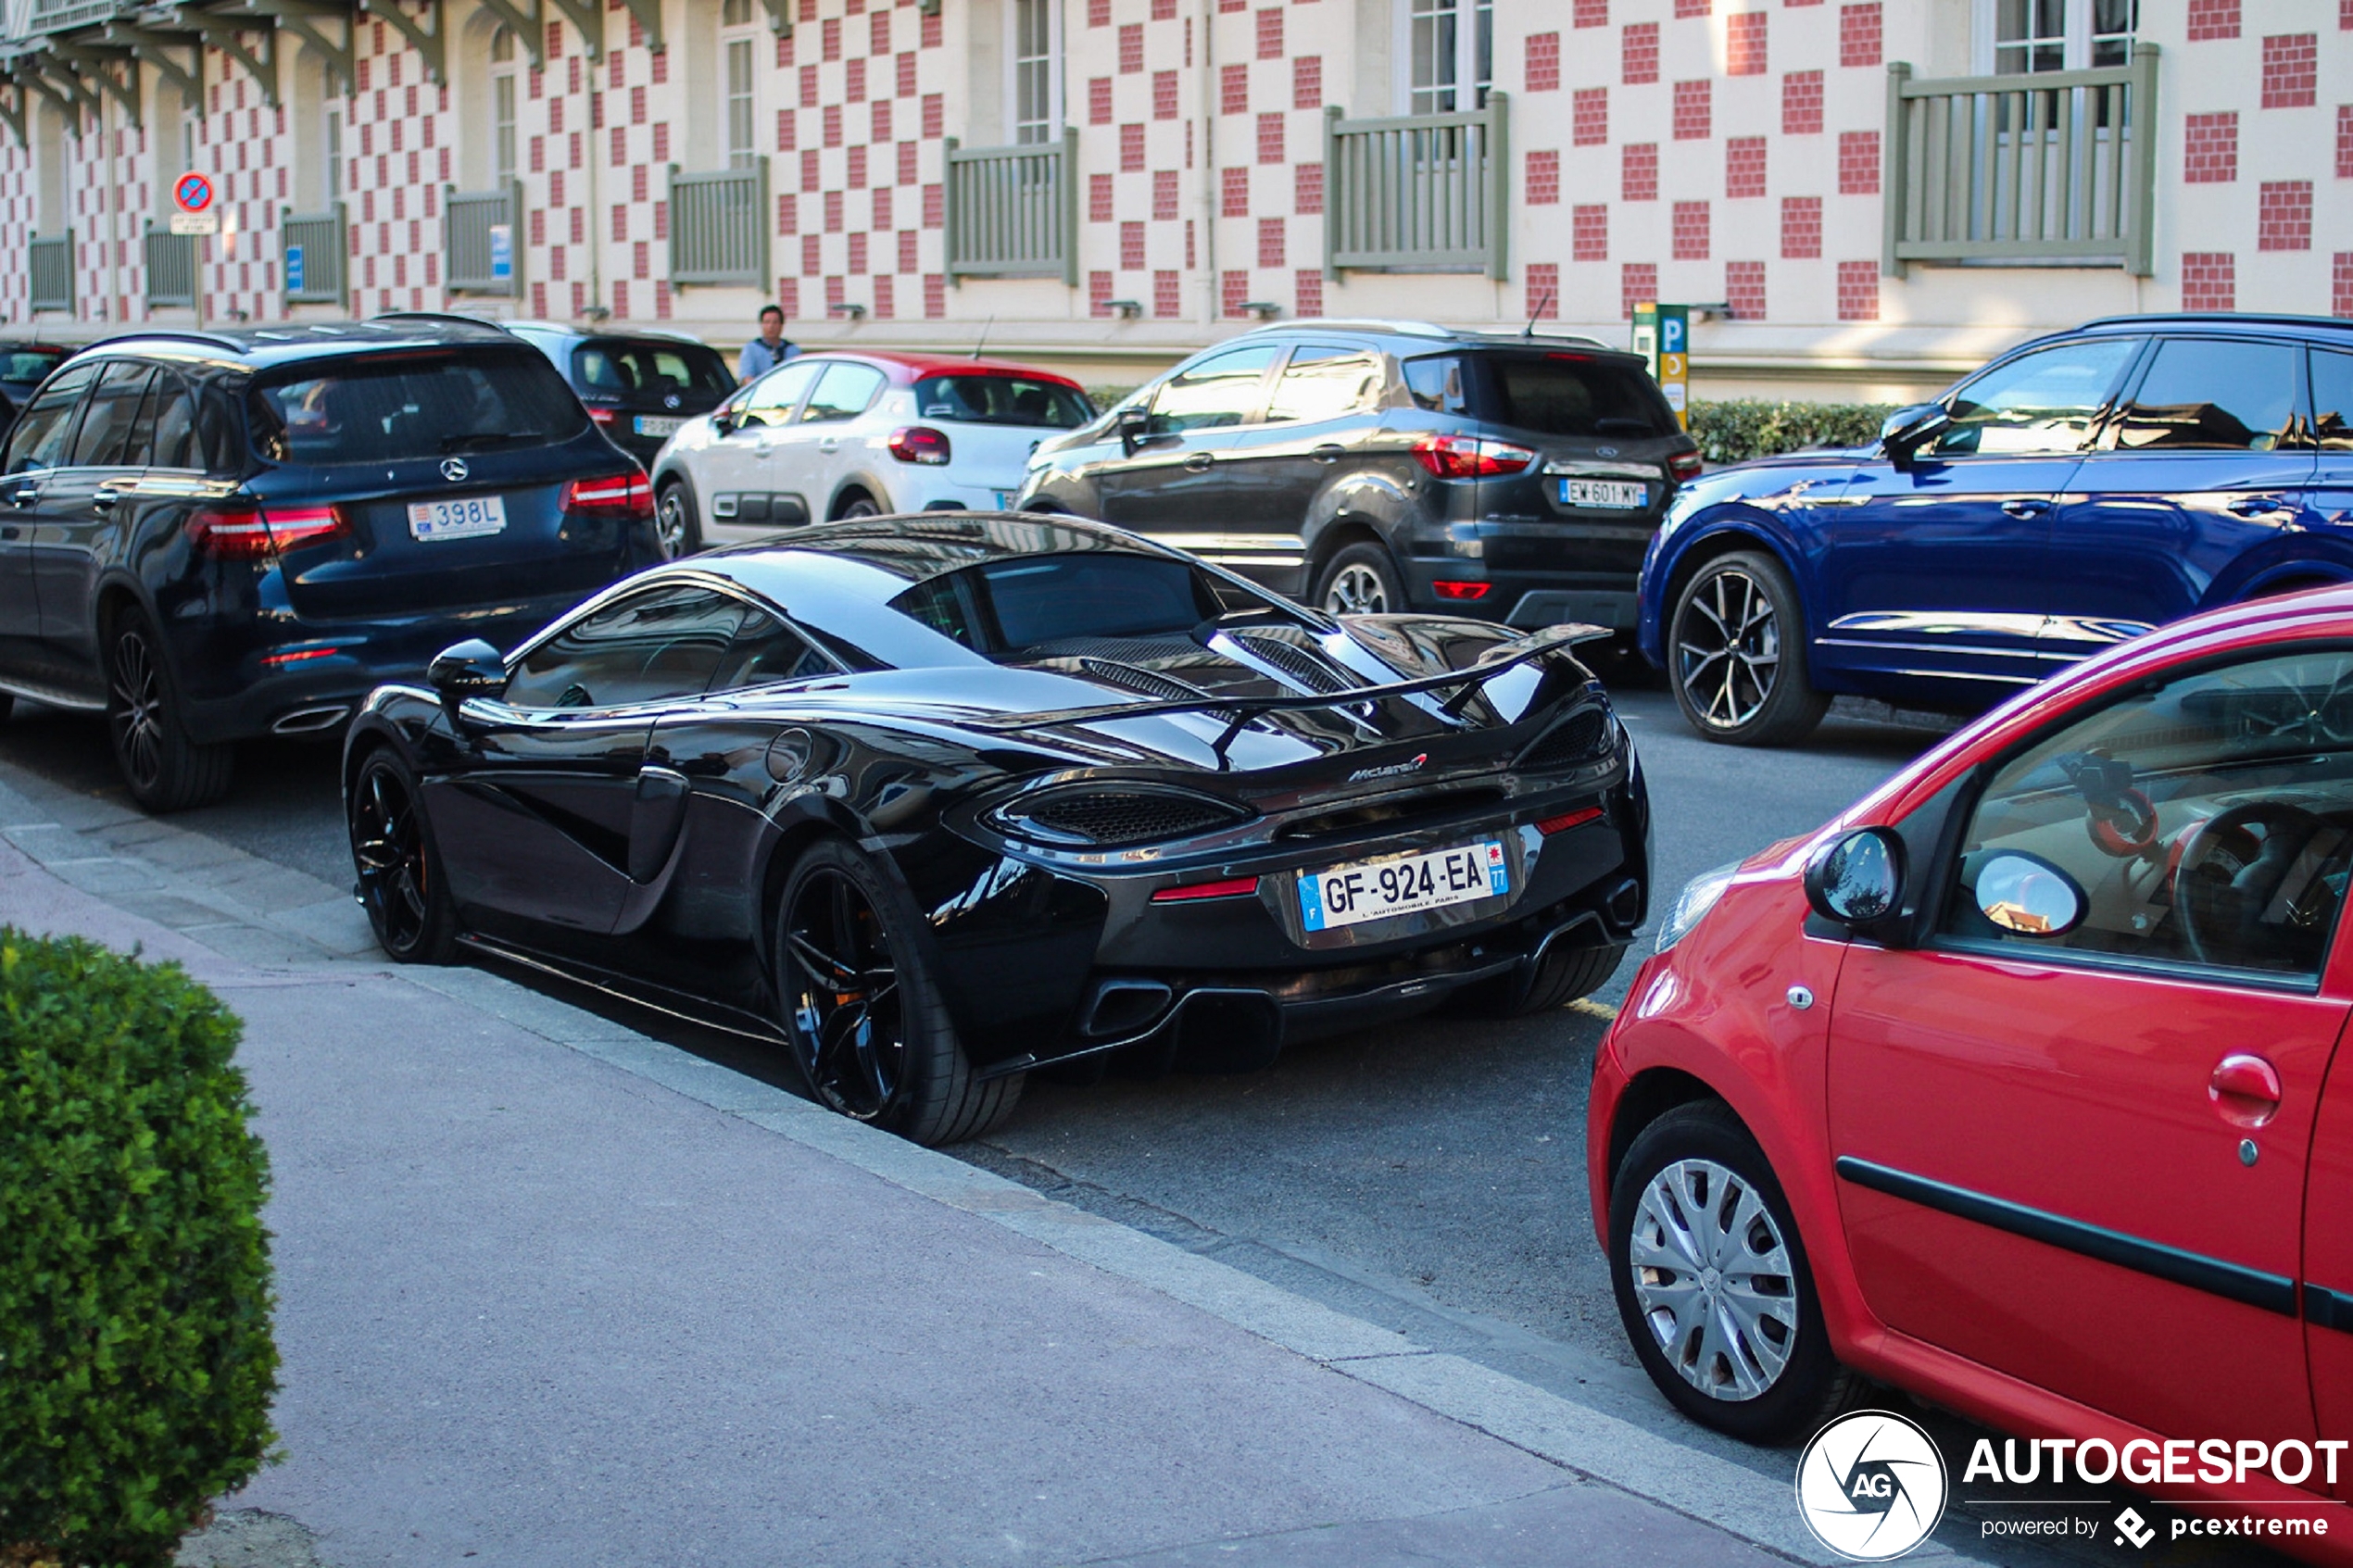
[[348, 747, 459, 964], [774, 837, 1021, 1145]]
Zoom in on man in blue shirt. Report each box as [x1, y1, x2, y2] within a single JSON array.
[[738, 305, 799, 382]]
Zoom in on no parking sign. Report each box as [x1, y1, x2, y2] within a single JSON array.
[[169, 171, 220, 236]]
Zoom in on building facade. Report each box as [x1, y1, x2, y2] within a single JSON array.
[[0, 0, 2345, 399]]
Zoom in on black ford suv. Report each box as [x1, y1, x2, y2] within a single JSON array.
[[1015, 320, 1699, 631], [507, 320, 736, 474], [0, 315, 659, 810]]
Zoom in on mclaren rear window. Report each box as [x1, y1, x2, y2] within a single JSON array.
[[247, 346, 590, 465], [887, 552, 1253, 655], [1474, 352, 1677, 439]]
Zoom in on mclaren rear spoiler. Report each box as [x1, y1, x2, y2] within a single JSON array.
[[974, 621, 1610, 753]]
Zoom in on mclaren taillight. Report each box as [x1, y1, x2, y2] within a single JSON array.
[[1536, 807, 1604, 836], [1431, 581, 1491, 601], [1667, 450, 1705, 483], [1413, 433, 1537, 480], [561, 470, 655, 519], [1151, 876, 1262, 903], [185, 504, 349, 559], [888, 426, 952, 466]]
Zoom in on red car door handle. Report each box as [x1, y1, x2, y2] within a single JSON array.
[[2209, 1053, 2283, 1129]]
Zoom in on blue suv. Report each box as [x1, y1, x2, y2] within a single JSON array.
[[1638, 313, 2353, 744]]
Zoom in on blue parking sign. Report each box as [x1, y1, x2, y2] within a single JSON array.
[[489, 224, 513, 282], [1661, 314, 1686, 354], [285, 244, 305, 293]]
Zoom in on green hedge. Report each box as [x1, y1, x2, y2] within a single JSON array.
[[1688, 399, 1899, 466], [1, 933, 277, 1568]]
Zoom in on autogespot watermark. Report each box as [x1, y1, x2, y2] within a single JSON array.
[[1796, 1415, 2344, 1561]]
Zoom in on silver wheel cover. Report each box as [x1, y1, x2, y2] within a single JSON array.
[[1324, 561, 1391, 616], [1675, 568, 1781, 729], [1628, 1156, 1799, 1401], [655, 490, 691, 558]]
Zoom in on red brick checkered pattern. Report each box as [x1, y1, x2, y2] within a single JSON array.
[[2341, 106, 2353, 180], [1154, 270, 1183, 318], [1623, 142, 1658, 202], [1221, 63, 1249, 115], [1121, 123, 1146, 171], [1224, 165, 1249, 217], [1529, 149, 1561, 205], [1781, 194, 1821, 258], [1625, 22, 1660, 85], [1575, 0, 1606, 26], [1119, 23, 1143, 72], [1574, 203, 1608, 261], [925, 275, 945, 320], [1294, 56, 1322, 109], [1257, 112, 1286, 164], [1621, 261, 1658, 320], [2187, 0, 2240, 42], [1575, 87, 1609, 146], [1222, 268, 1248, 317], [2183, 250, 2235, 310], [2184, 112, 2239, 182], [1726, 258, 1765, 320], [1089, 172, 1115, 222], [1674, 80, 1711, 140], [1295, 162, 1323, 214], [1726, 136, 1766, 199], [1121, 220, 1146, 270], [1155, 70, 1180, 119], [2263, 35, 2317, 109], [1528, 32, 1561, 92], [1676, 0, 1709, 16], [1257, 8, 1283, 59], [2259, 181, 2313, 251], [1525, 262, 1560, 319], [2344, 0, 2353, 30], [1838, 130, 1879, 194], [2336, 253, 2353, 319], [1672, 199, 1710, 260], [1726, 11, 1767, 76], [1839, 3, 1880, 68], [1088, 0, 1108, 25], [1258, 217, 1284, 268], [1295, 268, 1323, 318], [1835, 258, 1878, 320], [1783, 69, 1822, 135], [1152, 0, 1176, 18]]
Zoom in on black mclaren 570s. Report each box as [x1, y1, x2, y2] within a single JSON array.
[[344, 514, 1650, 1144]]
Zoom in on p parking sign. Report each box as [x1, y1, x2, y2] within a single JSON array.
[[1631, 302, 1692, 430]]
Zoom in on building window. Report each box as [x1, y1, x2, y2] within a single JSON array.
[[1406, 0, 1492, 115], [722, 0, 760, 169], [324, 95, 343, 202], [1011, 0, 1062, 144], [1982, 0, 2136, 74], [492, 25, 519, 183]]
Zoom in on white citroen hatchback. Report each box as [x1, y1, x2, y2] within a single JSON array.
[[646, 351, 1095, 555]]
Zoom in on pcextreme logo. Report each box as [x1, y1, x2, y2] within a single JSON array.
[[1795, 1410, 1950, 1562]]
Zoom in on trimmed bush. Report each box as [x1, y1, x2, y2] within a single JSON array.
[[0, 933, 276, 1568], [1688, 399, 1899, 466]]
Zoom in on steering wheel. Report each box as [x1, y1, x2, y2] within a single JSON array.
[[2172, 801, 2335, 970]]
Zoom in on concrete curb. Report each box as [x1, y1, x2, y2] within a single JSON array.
[[0, 754, 1982, 1568]]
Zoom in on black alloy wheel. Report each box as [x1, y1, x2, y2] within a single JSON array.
[[774, 838, 1021, 1145], [348, 749, 459, 963], [106, 606, 234, 811], [654, 481, 702, 558], [1667, 551, 1829, 746], [1314, 541, 1405, 617]]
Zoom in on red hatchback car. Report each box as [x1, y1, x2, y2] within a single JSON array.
[[1592, 587, 2353, 1559]]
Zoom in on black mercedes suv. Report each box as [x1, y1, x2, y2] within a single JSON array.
[[1014, 320, 1700, 633], [0, 315, 660, 810]]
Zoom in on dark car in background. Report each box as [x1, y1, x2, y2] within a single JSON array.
[[1017, 320, 1701, 634], [0, 314, 659, 811], [0, 343, 71, 434], [346, 514, 1648, 1145], [508, 320, 736, 470], [1640, 312, 2353, 746]]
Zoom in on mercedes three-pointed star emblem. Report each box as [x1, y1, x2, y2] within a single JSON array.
[[441, 458, 470, 483]]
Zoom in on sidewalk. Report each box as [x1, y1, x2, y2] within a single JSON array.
[[0, 762, 1873, 1568]]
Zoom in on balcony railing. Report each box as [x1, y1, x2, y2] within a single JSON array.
[[942, 128, 1076, 286], [445, 182, 522, 295], [1882, 44, 2158, 277], [144, 225, 196, 307], [283, 206, 347, 306], [28, 231, 70, 313], [669, 163, 769, 288], [1322, 93, 1510, 281]]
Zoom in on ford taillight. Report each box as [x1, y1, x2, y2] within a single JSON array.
[[560, 471, 655, 519], [1413, 433, 1537, 480], [1668, 450, 1705, 482], [185, 504, 349, 559], [888, 426, 952, 465]]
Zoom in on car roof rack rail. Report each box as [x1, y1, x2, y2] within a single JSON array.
[[2078, 311, 2353, 333], [366, 311, 518, 334], [88, 328, 251, 355]]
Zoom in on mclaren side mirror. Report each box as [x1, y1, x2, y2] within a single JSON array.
[[427, 638, 507, 713], [1116, 404, 1151, 456], [1879, 403, 1951, 470], [1804, 826, 1906, 929]]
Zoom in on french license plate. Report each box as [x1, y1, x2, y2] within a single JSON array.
[[994, 490, 1017, 509], [635, 415, 683, 438], [1558, 478, 1649, 510], [407, 494, 508, 541], [1297, 840, 1508, 933]]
